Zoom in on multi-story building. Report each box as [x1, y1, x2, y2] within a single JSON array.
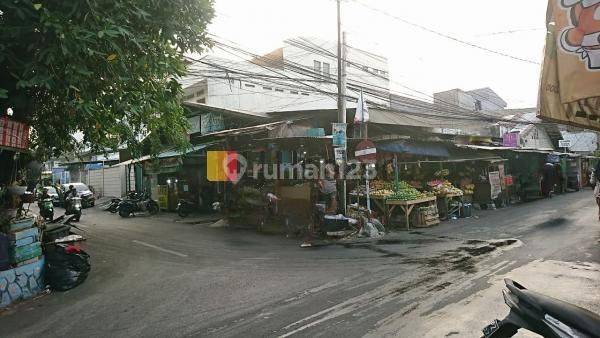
[[180, 37, 391, 125]]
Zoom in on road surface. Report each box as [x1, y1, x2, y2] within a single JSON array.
[[1, 191, 599, 337]]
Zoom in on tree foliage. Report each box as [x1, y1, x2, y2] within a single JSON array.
[[0, 0, 214, 157]]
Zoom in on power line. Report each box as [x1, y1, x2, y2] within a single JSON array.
[[347, 0, 541, 65]]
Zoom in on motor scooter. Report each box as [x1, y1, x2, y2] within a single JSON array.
[[65, 196, 82, 222], [38, 198, 54, 221], [482, 279, 600, 337]]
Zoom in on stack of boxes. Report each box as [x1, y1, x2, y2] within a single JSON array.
[[0, 216, 45, 308]]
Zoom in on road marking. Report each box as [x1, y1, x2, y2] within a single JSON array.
[[132, 240, 188, 258]]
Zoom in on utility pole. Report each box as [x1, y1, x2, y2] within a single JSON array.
[[337, 0, 347, 214]]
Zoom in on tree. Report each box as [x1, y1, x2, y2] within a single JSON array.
[[0, 0, 215, 157]]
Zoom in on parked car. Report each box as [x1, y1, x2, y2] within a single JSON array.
[[42, 186, 61, 206], [61, 183, 95, 208]]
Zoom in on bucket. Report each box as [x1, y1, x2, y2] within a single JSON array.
[[461, 203, 473, 218]]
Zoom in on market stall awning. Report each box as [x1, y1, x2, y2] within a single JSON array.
[[376, 140, 451, 157], [118, 143, 213, 166]]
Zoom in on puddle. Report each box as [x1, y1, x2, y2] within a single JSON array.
[[536, 218, 567, 228]]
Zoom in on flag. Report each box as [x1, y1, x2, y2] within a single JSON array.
[[354, 91, 369, 124], [538, 0, 600, 132]]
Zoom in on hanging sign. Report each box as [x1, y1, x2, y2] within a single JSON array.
[[489, 171, 502, 199], [332, 123, 347, 148]]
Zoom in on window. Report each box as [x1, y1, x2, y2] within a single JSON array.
[[322, 62, 330, 77], [244, 83, 255, 88], [263, 86, 272, 91], [475, 100, 482, 111], [314, 60, 322, 73], [290, 91, 299, 95]]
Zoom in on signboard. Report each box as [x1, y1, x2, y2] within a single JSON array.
[[502, 132, 519, 148], [332, 123, 347, 148], [355, 139, 377, 164], [187, 116, 201, 134], [504, 175, 514, 186], [334, 148, 346, 163], [558, 139, 572, 148], [200, 113, 225, 135], [489, 171, 502, 199], [538, 0, 600, 132], [0, 117, 30, 150]]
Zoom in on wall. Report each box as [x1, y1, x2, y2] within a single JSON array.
[[187, 38, 391, 114], [520, 126, 555, 150], [0, 258, 45, 308]]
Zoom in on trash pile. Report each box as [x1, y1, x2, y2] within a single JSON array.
[[1, 195, 91, 309]]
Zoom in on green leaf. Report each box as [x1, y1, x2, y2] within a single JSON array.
[[98, 31, 104, 38], [0, 88, 8, 99], [33, 3, 42, 10]]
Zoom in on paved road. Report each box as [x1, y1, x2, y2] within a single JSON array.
[[1, 191, 599, 337]]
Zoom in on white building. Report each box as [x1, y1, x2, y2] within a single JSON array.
[[180, 37, 390, 122]]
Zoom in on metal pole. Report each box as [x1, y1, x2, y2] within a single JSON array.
[[102, 160, 105, 197], [337, 1, 347, 214]]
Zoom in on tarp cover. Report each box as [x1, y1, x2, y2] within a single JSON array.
[[376, 141, 450, 157]]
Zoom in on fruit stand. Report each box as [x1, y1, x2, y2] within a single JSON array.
[[429, 180, 464, 220], [384, 181, 438, 229], [386, 196, 437, 230]]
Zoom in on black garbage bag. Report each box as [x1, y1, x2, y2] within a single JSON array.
[[44, 244, 91, 291]]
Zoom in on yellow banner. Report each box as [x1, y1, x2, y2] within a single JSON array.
[[538, 0, 600, 131]]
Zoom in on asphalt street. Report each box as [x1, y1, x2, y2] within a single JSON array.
[[0, 191, 599, 337]]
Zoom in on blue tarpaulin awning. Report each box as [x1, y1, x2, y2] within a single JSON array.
[[376, 141, 451, 157]]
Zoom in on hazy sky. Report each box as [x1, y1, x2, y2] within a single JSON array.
[[208, 0, 548, 108]]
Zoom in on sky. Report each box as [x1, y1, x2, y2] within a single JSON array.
[[207, 0, 549, 109]]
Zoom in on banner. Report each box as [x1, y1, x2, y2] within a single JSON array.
[[332, 123, 347, 148], [538, 0, 600, 131], [0, 117, 30, 151], [489, 171, 502, 200]]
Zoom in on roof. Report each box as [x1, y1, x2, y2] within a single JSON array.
[[118, 143, 213, 166], [184, 101, 269, 119], [197, 120, 290, 138], [376, 140, 451, 157]]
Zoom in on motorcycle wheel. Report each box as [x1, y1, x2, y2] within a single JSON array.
[[148, 202, 159, 215], [119, 208, 131, 218], [177, 208, 189, 218]]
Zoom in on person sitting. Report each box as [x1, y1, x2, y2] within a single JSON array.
[[64, 185, 78, 200]]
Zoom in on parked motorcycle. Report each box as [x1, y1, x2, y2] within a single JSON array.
[[482, 279, 600, 337], [176, 199, 194, 218], [117, 193, 159, 218], [38, 197, 54, 221], [64, 196, 82, 222], [103, 198, 122, 213]]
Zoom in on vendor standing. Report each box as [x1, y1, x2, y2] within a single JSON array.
[[318, 163, 338, 214]]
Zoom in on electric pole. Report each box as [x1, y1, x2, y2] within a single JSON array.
[[337, 0, 347, 214]]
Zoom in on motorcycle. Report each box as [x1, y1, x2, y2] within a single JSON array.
[[176, 199, 194, 218], [104, 198, 122, 213], [38, 197, 54, 221], [117, 193, 159, 218], [482, 279, 600, 337], [64, 196, 82, 222]]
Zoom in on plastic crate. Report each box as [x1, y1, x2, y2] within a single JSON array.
[[8, 217, 36, 232], [9, 241, 42, 264]]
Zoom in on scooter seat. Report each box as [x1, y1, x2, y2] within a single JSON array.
[[505, 279, 600, 336]]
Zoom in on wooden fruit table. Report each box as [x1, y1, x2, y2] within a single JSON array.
[[386, 196, 437, 230]]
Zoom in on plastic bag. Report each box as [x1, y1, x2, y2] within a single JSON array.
[[44, 244, 90, 291]]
